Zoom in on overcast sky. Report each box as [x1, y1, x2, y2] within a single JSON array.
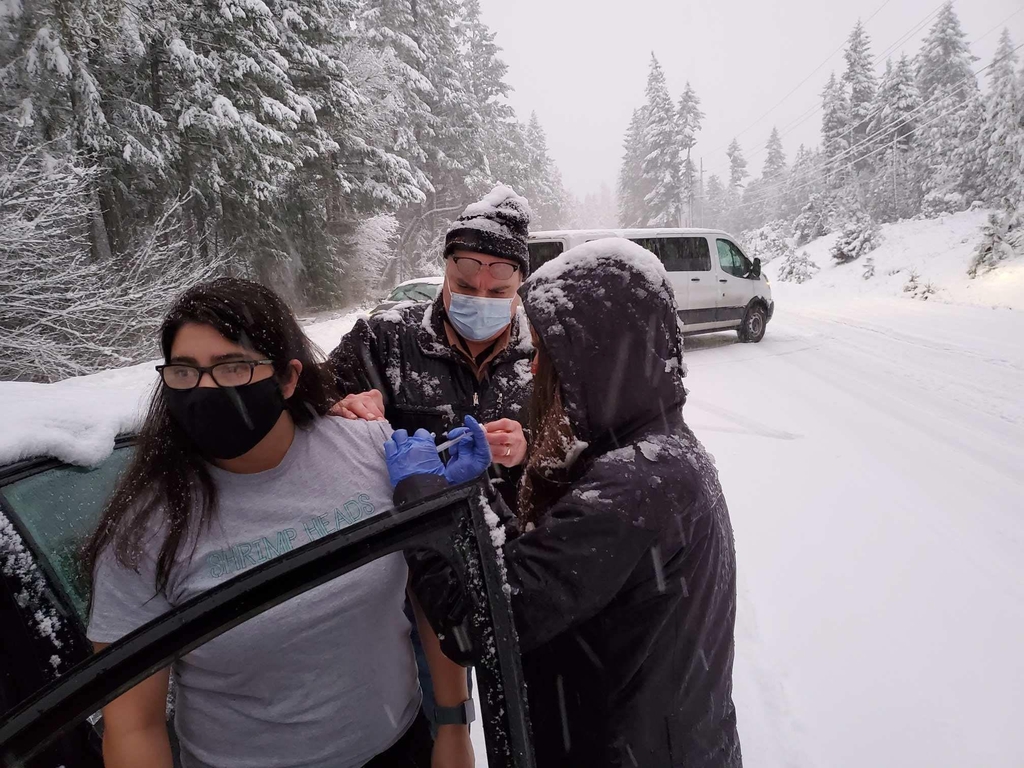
[[477, 0, 1024, 199]]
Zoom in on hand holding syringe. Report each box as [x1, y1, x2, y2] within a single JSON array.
[[435, 432, 472, 454]]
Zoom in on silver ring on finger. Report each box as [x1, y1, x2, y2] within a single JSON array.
[[505, 446, 511, 457]]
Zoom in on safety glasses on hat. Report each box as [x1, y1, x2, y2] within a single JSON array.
[[450, 255, 520, 281]]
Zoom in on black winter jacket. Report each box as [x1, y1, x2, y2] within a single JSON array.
[[329, 296, 534, 506], [402, 242, 742, 768]]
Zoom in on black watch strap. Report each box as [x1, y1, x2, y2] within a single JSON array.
[[433, 699, 476, 726]]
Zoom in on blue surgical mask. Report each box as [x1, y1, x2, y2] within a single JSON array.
[[447, 289, 515, 342]]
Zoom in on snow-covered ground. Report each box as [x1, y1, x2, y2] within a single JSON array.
[[688, 289, 1024, 767], [767, 209, 1024, 311]]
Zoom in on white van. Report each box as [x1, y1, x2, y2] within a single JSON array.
[[528, 228, 774, 342]]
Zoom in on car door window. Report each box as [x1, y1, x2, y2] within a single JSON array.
[[630, 237, 711, 272], [527, 241, 564, 272], [0, 447, 133, 624], [717, 239, 751, 278]]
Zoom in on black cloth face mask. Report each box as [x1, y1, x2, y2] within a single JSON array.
[[164, 378, 286, 460]]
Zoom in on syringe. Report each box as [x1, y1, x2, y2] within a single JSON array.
[[435, 432, 472, 454]]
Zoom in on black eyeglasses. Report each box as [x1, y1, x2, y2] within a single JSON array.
[[450, 256, 520, 281], [156, 360, 275, 390]]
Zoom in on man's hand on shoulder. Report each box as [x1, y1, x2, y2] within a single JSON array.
[[330, 389, 386, 421]]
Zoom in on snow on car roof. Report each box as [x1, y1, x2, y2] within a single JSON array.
[[0, 313, 363, 468], [395, 276, 443, 287]]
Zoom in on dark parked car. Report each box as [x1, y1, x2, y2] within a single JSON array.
[[0, 442, 534, 768]]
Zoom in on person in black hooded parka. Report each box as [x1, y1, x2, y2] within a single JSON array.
[[391, 238, 742, 767]]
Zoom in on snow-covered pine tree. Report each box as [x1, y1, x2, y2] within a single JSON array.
[[463, 0, 529, 195], [1017, 57, 1024, 204], [793, 193, 837, 245], [275, 0, 426, 305], [156, 0, 326, 275], [916, 0, 977, 104], [727, 137, 748, 192], [484, 119, 532, 199], [762, 127, 787, 181], [618, 107, 648, 227], [524, 112, 567, 229], [782, 144, 823, 222], [724, 138, 748, 231], [360, 0, 434, 180], [677, 81, 704, 226], [915, 0, 980, 213], [867, 55, 922, 221], [571, 183, 618, 229], [639, 54, 682, 226], [704, 175, 728, 229], [981, 30, 1021, 205], [821, 72, 851, 188], [776, 250, 820, 283], [755, 126, 788, 222], [842, 19, 877, 166], [969, 204, 1024, 276], [875, 55, 921, 148], [2, 0, 120, 260], [830, 212, 880, 263], [413, 0, 490, 200], [742, 221, 792, 264]]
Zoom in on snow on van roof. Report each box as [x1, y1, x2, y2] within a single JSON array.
[[0, 313, 363, 468], [528, 237, 671, 300], [530, 227, 732, 240]]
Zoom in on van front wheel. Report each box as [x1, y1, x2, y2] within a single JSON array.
[[738, 304, 767, 343]]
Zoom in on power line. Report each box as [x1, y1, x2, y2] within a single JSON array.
[[705, 0, 896, 159], [739, 0, 947, 168], [732, 41, 1024, 212], [705, 0, 945, 178], [732, 96, 972, 214], [723, 7, 1024, 184]]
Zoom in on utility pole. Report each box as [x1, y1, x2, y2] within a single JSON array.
[[892, 132, 898, 220], [686, 146, 693, 227], [699, 158, 705, 228]]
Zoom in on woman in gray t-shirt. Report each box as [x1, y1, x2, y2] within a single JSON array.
[[84, 278, 474, 768]]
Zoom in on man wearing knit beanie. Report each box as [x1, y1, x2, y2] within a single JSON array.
[[443, 184, 532, 279], [330, 183, 534, 467], [327, 184, 535, 729]]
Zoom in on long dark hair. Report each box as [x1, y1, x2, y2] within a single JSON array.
[[518, 335, 578, 528], [84, 278, 338, 597]]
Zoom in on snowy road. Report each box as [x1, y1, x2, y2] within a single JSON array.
[[684, 289, 1024, 767]]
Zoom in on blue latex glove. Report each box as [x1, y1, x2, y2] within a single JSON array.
[[383, 428, 445, 489], [443, 415, 492, 485]]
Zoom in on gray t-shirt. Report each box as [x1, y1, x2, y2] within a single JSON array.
[[88, 417, 419, 768]]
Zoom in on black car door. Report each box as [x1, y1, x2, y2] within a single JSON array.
[[0, 447, 136, 767], [0, 480, 535, 768]]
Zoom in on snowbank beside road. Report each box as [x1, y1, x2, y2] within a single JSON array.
[[0, 312, 364, 467], [769, 209, 1024, 310]]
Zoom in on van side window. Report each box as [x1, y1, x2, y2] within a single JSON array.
[[630, 237, 711, 272], [527, 241, 564, 273], [716, 239, 752, 278]]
